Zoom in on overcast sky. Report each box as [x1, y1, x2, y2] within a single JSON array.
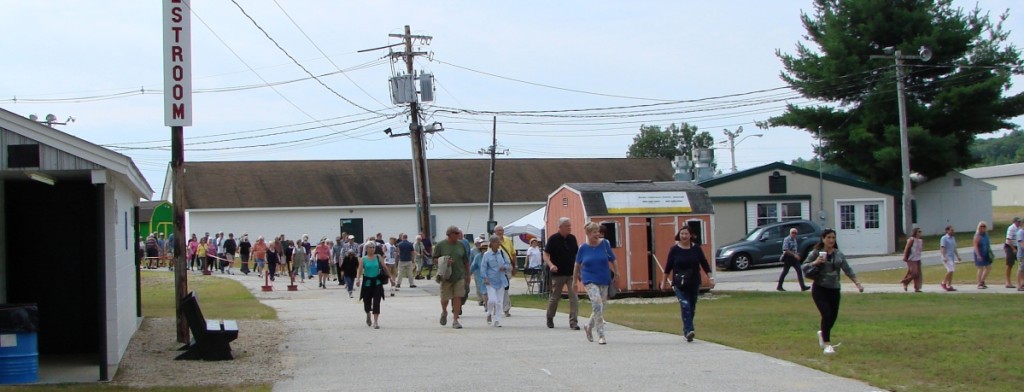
[[1, 0, 1021, 198]]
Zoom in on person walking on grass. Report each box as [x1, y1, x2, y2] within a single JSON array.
[[483, 235, 512, 327], [901, 228, 924, 292], [357, 242, 392, 329], [973, 221, 993, 289], [940, 226, 961, 292], [805, 229, 863, 355], [575, 222, 616, 344], [1005, 217, 1021, 288], [777, 227, 809, 292], [544, 217, 580, 330], [663, 226, 713, 343], [1016, 224, 1024, 291]]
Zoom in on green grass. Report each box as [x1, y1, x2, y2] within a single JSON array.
[[855, 262, 1015, 286], [513, 292, 1024, 392], [139, 271, 275, 320]]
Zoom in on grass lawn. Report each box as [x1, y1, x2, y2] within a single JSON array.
[[855, 261, 1018, 288], [512, 291, 1024, 392], [139, 271, 275, 320], [0, 273, 274, 392]]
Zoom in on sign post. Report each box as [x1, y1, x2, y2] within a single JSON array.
[[163, 0, 192, 345]]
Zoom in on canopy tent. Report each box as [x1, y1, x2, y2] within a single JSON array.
[[504, 206, 545, 242]]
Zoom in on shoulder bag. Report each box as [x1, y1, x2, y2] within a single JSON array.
[[801, 251, 822, 280]]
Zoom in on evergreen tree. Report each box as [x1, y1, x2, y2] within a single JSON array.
[[764, 0, 1024, 189]]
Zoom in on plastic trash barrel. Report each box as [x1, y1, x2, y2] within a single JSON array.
[[0, 304, 39, 384]]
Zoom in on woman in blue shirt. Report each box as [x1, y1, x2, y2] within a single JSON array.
[[973, 221, 993, 289], [662, 226, 713, 343], [482, 235, 512, 327], [574, 222, 616, 344]]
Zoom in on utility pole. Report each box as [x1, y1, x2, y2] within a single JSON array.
[[719, 126, 762, 173], [479, 116, 509, 235], [387, 26, 435, 241]]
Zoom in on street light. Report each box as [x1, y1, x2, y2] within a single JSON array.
[[720, 126, 763, 172], [870, 45, 931, 237]]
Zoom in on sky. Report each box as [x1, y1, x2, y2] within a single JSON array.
[[1, 0, 1021, 199]]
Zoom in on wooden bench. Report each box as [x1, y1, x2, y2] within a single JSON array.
[[174, 291, 239, 361]]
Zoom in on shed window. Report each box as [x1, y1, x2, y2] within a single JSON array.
[[756, 201, 805, 227], [8, 144, 40, 168]]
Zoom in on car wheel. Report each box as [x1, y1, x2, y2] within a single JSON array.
[[731, 253, 752, 271]]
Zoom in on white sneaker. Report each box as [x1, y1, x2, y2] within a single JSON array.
[[823, 344, 836, 355], [817, 330, 825, 349], [494, 321, 501, 328]]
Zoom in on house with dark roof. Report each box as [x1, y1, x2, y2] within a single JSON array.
[[162, 158, 673, 246], [699, 162, 899, 256], [1, 107, 153, 382]]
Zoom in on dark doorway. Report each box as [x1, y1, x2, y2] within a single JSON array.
[[340, 218, 364, 243], [5, 178, 99, 355]]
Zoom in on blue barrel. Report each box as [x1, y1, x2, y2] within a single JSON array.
[[0, 304, 39, 385], [0, 332, 38, 384]]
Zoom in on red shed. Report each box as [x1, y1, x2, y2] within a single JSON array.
[[545, 181, 716, 294]]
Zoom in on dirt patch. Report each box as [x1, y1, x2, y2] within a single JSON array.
[[112, 317, 286, 388]]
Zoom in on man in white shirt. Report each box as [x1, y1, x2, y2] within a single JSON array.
[[384, 237, 398, 296], [1004, 217, 1021, 288]]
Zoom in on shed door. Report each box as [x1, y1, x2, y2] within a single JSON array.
[[652, 217, 677, 288], [625, 217, 650, 291], [836, 200, 886, 255]]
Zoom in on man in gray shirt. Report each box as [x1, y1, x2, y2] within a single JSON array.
[[776, 228, 810, 291]]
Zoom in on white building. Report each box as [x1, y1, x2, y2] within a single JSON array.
[[0, 108, 153, 381], [913, 171, 995, 235], [961, 162, 1024, 206], [162, 158, 674, 250]]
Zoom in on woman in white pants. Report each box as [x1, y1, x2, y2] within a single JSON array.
[[482, 235, 511, 327]]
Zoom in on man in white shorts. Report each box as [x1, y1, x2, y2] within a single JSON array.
[[939, 225, 961, 292], [1004, 217, 1021, 288]]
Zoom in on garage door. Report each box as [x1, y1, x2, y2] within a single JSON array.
[[835, 200, 886, 255]]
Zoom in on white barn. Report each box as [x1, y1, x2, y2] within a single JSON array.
[[163, 159, 674, 249], [0, 108, 153, 381], [961, 162, 1024, 206], [913, 171, 995, 235]]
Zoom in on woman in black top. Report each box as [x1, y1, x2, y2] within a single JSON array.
[[238, 235, 252, 275], [662, 226, 713, 342]]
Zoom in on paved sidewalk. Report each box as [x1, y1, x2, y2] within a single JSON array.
[[223, 273, 880, 392]]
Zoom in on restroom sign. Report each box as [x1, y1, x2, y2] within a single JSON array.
[[163, 0, 192, 126]]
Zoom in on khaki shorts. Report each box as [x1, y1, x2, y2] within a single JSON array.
[[439, 279, 466, 302]]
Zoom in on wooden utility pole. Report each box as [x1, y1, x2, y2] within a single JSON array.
[[480, 116, 508, 234], [171, 126, 188, 344], [390, 25, 434, 241]]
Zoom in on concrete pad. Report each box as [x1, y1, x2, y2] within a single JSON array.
[[222, 274, 879, 392]]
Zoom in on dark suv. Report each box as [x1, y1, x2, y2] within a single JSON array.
[[715, 220, 822, 271]]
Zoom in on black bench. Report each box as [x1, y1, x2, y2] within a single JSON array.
[[174, 291, 239, 361]]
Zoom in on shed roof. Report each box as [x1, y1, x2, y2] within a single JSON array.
[[562, 181, 714, 215], [698, 161, 900, 196], [960, 162, 1024, 179], [0, 108, 153, 199], [177, 158, 673, 209]]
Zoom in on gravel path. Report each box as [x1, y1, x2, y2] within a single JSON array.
[[112, 317, 286, 388]]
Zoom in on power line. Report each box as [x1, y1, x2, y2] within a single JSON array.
[[229, 0, 389, 116]]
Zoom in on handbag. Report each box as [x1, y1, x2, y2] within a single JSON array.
[[801, 262, 821, 280], [434, 255, 452, 282]]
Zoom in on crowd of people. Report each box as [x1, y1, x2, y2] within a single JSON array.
[[140, 215, 1023, 355]]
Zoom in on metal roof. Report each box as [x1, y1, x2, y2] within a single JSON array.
[[960, 162, 1024, 179]]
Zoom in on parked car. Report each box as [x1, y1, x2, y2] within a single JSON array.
[[715, 220, 822, 271]]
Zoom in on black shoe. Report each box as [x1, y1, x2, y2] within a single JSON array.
[[776, 287, 785, 292], [686, 331, 695, 342], [801, 286, 811, 291], [410, 285, 417, 288], [570, 325, 581, 331], [547, 319, 554, 328]]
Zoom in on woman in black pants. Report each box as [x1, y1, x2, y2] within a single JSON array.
[[804, 228, 863, 355]]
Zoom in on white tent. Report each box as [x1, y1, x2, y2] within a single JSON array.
[[504, 206, 545, 237]]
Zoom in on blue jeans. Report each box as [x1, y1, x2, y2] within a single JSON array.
[[673, 286, 699, 334], [343, 276, 355, 293]]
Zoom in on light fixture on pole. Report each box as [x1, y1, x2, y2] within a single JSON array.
[[870, 45, 931, 237], [720, 126, 763, 172]]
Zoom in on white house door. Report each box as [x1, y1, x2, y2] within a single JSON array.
[[836, 201, 886, 255]]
